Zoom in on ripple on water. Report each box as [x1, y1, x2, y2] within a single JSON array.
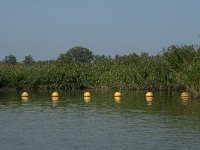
[[1, 91, 200, 150]]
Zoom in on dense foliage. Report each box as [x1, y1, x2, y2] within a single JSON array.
[[0, 45, 200, 98], [22, 55, 35, 65], [57, 46, 94, 63], [3, 54, 17, 65]]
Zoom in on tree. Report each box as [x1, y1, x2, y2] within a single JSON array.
[[22, 55, 35, 65], [58, 46, 94, 63], [162, 45, 197, 70], [3, 54, 17, 65]]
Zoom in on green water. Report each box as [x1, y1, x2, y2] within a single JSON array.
[[0, 90, 200, 150]]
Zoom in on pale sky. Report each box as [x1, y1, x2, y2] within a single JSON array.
[[0, 0, 200, 61]]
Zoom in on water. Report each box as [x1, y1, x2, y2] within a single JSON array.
[[0, 90, 200, 150]]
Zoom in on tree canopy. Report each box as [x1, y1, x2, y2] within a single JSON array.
[[3, 54, 17, 65], [57, 46, 94, 63], [22, 55, 35, 65]]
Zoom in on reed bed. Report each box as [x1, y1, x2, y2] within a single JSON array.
[[0, 45, 200, 98]]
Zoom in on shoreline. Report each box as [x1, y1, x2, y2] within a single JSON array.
[[1, 86, 199, 100]]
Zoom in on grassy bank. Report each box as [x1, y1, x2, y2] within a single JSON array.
[[0, 45, 200, 98]]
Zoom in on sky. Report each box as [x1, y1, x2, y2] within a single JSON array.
[[0, 0, 200, 61]]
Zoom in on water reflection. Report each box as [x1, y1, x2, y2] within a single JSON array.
[[21, 96, 29, 103], [84, 96, 91, 103], [114, 96, 121, 104], [52, 96, 59, 106], [181, 97, 189, 105], [0, 91, 200, 118], [146, 97, 153, 106], [1, 91, 200, 150]]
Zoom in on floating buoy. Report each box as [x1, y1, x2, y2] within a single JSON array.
[[114, 96, 121, 104], [181, 92, 189, 97], [84, 91, 91, 97], [52, 92, 59, 97], [146, 92, 153, 97], [21, 92, 28, 97], [84, 96, 91, 103], [114, 91, 122, 97]]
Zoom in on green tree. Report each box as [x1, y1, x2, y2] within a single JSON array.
[[3, 54, 17, 65], [22, 55, 35, 65], [58, 46, 94, 63], [162, 45, 196, 70]]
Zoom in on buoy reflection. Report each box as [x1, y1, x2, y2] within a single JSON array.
[[181, 97, 189, 105], [114, 96, 121, 104], [21, 96, 29, 102], [84, 96, 91, 103], [52, 96, 59, 106], [52, 96, 59, 101], [146, 97, 153, 106]]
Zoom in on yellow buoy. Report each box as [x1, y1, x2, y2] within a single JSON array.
[[84, 91, 91, 97], [21, 92, 29, 97], [114, 91, 122, 97], [181, 92, 189, 97], [146, 92, 153, 97], [52, 91, 59, 97]]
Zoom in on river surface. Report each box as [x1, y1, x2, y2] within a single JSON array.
[[0, 90, 200, 150]]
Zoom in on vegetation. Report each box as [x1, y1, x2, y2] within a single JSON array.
[[57, 46, 94, 63], [0, 45, 200, 98], [3, 54, 17, 65], [22, 55, 35, 65]]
